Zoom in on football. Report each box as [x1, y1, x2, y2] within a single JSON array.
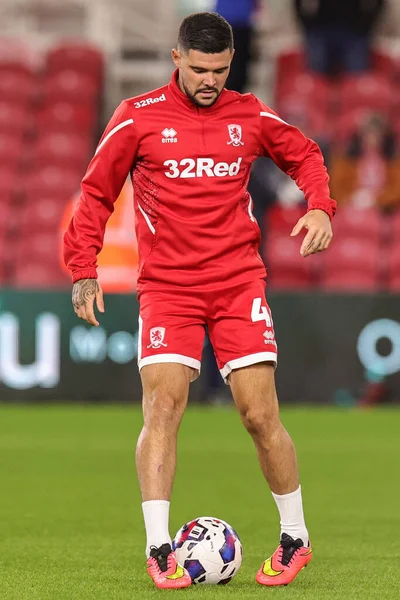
[[172, 516, 242, 584]]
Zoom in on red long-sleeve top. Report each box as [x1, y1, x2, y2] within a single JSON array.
[[64, 70, 336, 292]]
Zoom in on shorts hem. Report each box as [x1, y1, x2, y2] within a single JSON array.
[[138, 354, 201, 380], [220, 352, 277, 383]]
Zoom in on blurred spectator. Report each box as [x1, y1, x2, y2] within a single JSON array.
[[215, 0, 258, 92], [294, 0, 386, 75], [329, 113, 400, 210]]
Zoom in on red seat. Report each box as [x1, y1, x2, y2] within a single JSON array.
[[334, 106, 377, 143], [13, 261, 70, 289], [321, 270, 379, 291], [0, 38, 37, 72], [24, 165, 81, 197], [266, 205, 306, 234], [37, 101, 96, 134], [333, 207, 381, 241], [338, 72, 393, 114], [276, 73, 331, 114], [46, 42, 103, 81], [0, 196, 13, 237], [34, 132, 91, 170], [276, 49, 305, 83], [320, 237, 380, 291], [267, 270, 314, 290], [14, 230, 70, 290], [0, 133, 23, 166], [20, 195, 68, 231], [0, 166, 18, 197], [371, 50, 395, 76], [16, 231, 63, 263], [44, 70, 100, 104], [392, 210, 400, 238], [0, 101, 27, 134], [265, 231, 314, 289], [387, 241, 400, 291], [0, 69, 35, 104], [0, 233, 11, 283]]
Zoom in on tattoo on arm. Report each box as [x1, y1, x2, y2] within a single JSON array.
[[72, 279, 100, 310]]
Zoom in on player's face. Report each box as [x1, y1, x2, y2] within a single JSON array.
[[172, 48, 233, 107]]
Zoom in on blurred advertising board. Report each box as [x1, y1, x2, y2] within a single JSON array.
[[0, 291, 399, 404]]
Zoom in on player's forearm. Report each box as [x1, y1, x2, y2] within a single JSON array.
[[285, 141, 336, 219], [63, 187, 111, 281], [293, 156, 336, 218]]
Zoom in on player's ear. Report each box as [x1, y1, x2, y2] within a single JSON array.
[[171, 48, 181, 68]]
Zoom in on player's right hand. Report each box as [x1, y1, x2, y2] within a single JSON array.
[[71, 278, 105, 327]]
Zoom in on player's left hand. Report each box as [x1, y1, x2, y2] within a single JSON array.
[[290, 209, 333, 257]]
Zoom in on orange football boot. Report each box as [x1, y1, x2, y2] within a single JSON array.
[[146, 543, 191, 589], [256, 533, 313, 586]]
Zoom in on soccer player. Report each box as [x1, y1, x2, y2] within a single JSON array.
[[64, 12, 335, 589]]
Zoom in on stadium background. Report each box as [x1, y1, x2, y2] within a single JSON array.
[[1, 0, 400, 405], [1, 3, 400, 599]]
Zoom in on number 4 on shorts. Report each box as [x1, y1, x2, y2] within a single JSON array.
[[251, 297, 272, 327]]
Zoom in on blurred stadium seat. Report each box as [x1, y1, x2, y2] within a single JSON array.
[[37, 102, 96, 134], [34, 132, 91, 170], [265, 232, 314, 290], [371, 50, 396, 76], [0, 38, 104, 290], [337, 72, 393, 114], [0, 69, 36, 104], [334, 106, 379, 142], [0, 101, 27, 135], [320, 238, 380, 291], [266, 205, 306, 234], [321, 270, 379, 291], [0, 133, 23, 167], [24, 165, 82, 198], [21, 195, 70, 232], [388, 247, 400, 291], [16, 231, 65, 265], [276, 72, 332, 115], [333, 207, 381, 241], [275, 49, 305, 82], [43, 69, 100, 104], [0, 166, 19, 198], [46, 42, 104, 82], [13, 262, 70, 288]]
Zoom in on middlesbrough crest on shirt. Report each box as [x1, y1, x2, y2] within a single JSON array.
[[227, 124, 244, 146], [147, 327, 167, 349]]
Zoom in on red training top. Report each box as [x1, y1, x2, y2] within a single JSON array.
[[64, 70, 336, 292]]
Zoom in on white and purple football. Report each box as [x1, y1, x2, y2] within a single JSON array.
[[172, 516, 242, 584]]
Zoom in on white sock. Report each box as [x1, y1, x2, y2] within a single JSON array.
[[142, 500, 172, 558], [271, 485, 309, 546]]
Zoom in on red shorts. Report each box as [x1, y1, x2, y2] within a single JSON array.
[[138, 279, 277, 383]]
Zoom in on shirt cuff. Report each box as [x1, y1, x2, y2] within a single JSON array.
[[72, 269, 98, 283], [307, 200, 336, 219]]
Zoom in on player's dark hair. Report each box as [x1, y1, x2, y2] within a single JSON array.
[[178, 12, 233, 54]]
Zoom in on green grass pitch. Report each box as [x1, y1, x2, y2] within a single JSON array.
[[0, 404, 399, 599]]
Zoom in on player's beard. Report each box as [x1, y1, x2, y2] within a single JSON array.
[[182, 80, 221, 108]]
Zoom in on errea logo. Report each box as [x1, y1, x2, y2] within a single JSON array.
[[134, 93, 166, 109], [161, 128, 178, 143]]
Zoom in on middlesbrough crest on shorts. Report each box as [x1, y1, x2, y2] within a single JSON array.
[[147, 327, 167, 349], [227, 124, 244, 146]]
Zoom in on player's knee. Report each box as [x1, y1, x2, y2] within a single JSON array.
[[144, 390, 185, 429], [240, 404, 279, 439]]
